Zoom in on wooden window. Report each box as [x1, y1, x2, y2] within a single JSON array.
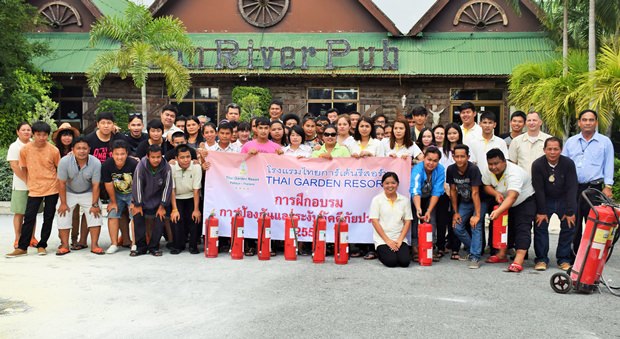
[[450, 89, 504, 134], [51, 86, 84, 130], [171, 87, 219, 123], [307, 87, 359, 117]]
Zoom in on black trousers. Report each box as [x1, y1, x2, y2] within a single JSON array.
[[574, 182, 603, 254], [377, 244, 410, 267], [435, 194, 452, 250], [172, 198, 200, 251], [18, 194, 59, 250], [509, 196, 536, 250], [134, 208, 164, 252]]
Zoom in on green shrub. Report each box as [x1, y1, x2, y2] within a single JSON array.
[[0, 148, 13, 201], [96, 99, 136, 132], [231, 86, 272, 122]]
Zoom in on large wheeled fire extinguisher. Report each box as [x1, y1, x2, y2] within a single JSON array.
[[284, 211, 298, 261], [334, 216, 349, 265], [492, 205, 508, 249], [418, 222, 433, 266], [257, 211, 271, 261], [551, 188, 620, 295], [204, 211, 219, 258], [312, 213, 327, 264], [230, 210, 244, 260]]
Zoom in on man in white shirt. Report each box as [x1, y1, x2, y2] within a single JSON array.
[[468, 111, 508, 171], [508, 111, 551, 172], [459, 102, 482, 146], [482, 149, 535, 273]]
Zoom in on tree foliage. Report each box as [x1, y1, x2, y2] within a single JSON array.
[[96, 99, 136, 132], [0, 0, 51, 147], [232, 86, 273, 122]]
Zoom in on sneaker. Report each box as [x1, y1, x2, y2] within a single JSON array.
[[37, 247, 47, 256], [106, 245, 119, 254], [558, 262, 571, 271], [534, 262, 547, 271], [6, 249, 27, 258], [468, 258, 481, 269], [459, 253, 471, 261]]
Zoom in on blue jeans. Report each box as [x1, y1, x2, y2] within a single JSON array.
[[453, 200, 487, 260], [534, 197, 575, 265]]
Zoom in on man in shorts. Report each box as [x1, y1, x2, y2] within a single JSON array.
[[56, 136, 103, 255]]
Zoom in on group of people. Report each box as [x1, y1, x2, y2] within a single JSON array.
[[5, 100, 615, 273]]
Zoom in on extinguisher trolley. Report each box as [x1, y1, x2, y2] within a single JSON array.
[[550, 189, 620, 295]]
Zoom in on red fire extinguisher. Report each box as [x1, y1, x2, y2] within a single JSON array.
[[418, 222, 433, 266], [284, 210, 298, 261], [230, 210, 244, 260], [334, 216, 349, 265], [257, 210, 271, 261], [570, 205, 619, 292], [312, 213, 327, 264], [492, 205, 508, 249], [204, 211, 219, 258]]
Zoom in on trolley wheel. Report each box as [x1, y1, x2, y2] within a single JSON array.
[[550, 272, 573, 294]]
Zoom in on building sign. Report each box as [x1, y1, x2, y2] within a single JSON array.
[[180, 39, 399, 71]]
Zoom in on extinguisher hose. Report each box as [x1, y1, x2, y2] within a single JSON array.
[[312, 217, 319, 253], [335, 222, 340, 259], [230, 216, 237, 251], [292, 217, 298, 247], [257, 216, 265, 254]]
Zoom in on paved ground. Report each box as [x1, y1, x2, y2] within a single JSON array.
[[1, 214, 619, 338]]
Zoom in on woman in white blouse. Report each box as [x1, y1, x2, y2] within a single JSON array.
[[369, 172, 413, 267], [282, 125, 311, 158], [336, 114, 356, 153], [382, 117, 423, 162], [350, 116, 384, 158]]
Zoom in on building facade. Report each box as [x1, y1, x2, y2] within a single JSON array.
[[28, 0, 555, 132]]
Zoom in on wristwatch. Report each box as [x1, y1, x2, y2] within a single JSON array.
[[92, 203, 99, 208]]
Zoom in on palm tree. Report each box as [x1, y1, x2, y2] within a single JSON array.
[[86, 2, 194, 124], [508, 51, 588, 139], [574, 43, 620, 131]]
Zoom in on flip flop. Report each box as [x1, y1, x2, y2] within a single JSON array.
[[91, 247, 105, 255], [71, 244, 88, 251], [56, 248, 70, 256], [505, 262, 523, 273]]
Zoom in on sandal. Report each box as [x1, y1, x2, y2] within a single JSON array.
[[244, 248, 256, 256], [71, 244, 88, 251], [91, 247, 105, 255], [363, 251, 377, 260], [150, 250, 163, 257], [270, 250, 277, 257], [350, 251, 363, 258], [56, 248, 70, 256], [506, 262, 523, 272], [485, 255, 508, 263], [450, 251, 460, 260], [29, 238, 39, 248]]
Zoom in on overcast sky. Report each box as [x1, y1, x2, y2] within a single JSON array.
[[130, 0, 436, 34]]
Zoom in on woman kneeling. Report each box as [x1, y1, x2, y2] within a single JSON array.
[[369, 172, 413, 268]]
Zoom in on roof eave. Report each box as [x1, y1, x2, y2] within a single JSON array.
[[357, 0, 402, 36]]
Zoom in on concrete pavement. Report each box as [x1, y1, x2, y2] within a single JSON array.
[[1, 214, 619, 338]]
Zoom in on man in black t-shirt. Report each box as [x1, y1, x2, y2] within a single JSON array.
[[102, 140, 138, 254], [446, 144, 486, 268], [84, 112, 121, 163], [122, 113, 148, 157]]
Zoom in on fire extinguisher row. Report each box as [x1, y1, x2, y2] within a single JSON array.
[[204, 211, 350, 264], [205, 211, 469, 267]]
